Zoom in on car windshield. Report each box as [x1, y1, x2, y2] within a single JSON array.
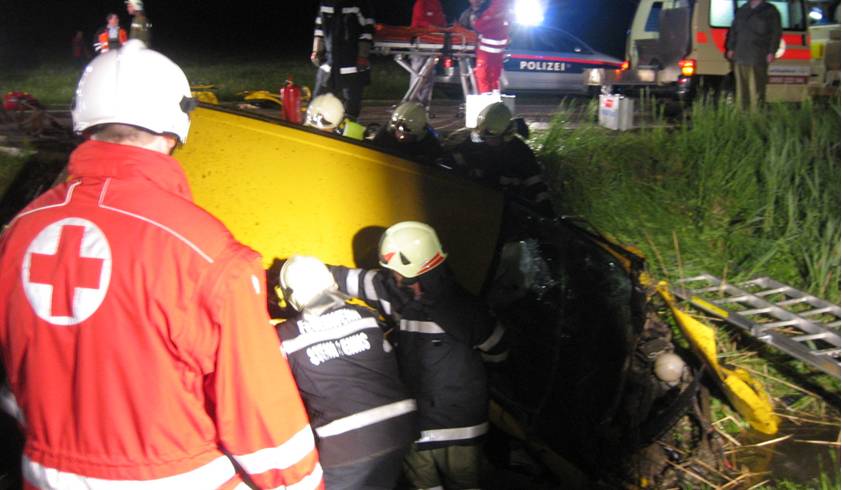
[[710, 0, 807, 30], [509, 26, 594, 54]]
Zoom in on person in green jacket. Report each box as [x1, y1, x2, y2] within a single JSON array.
[[726, 0, 782, 110], [125, 0, 152, 47]]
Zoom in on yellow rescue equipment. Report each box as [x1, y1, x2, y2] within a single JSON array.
[[656, 282, 779, 435], [174, 106, 503, 294]]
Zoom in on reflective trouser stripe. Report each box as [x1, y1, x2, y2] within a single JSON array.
[[480, 36, 508, 46], [400, 320, 445, 334], [416, 422, 489, 443], [475, 322, 505, 352], [479, 45, 504, 54], [315, 399, 417, 438]]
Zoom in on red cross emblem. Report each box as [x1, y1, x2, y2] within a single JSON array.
[[22, 218, 112, 326]]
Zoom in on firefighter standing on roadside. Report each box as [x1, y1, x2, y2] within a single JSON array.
[[277, 256, 418, 490], [0, 41, 323, 489], [459, 0, 511, 94], [372, 101, 444, 166], [311, 0, 375, 121], [93, 13, 127, 54], [126, 0, 152, 46], [329, 221, 508, 489], [726, 0, 782, 110], [445, 102, 554, 216]]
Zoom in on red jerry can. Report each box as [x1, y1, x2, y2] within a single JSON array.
[[280, 78, 302, 124]]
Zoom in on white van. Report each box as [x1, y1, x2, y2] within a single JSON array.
[[606, 0, 812, 101]]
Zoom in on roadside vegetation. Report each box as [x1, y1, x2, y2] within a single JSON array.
[[0, 55, 409, 107], [537, 98, 841, 304], [536, 99, 840, 488]]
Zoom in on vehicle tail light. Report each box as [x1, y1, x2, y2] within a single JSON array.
[[620, 60, 629, 71], [679, 59, 696, 77]]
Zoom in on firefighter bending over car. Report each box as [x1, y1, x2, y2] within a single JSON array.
[[371, 101, 444, 166], [93, 13, 127, 54], [459, 0, 511, 94], [311, 0, 375, 121], [445, 102, 554, 216], [277, 256, 418, 490], [329, 221, 508, 489], [0, 40, 322, 489], [305, 93, 366, 139]]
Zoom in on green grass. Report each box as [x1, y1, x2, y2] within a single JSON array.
[[0, 55, 410, 107], [0, 153, 27, 198], [536, 98, 841, 304]]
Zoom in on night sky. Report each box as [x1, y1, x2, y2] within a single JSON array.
[[1, 1, 638, 66]]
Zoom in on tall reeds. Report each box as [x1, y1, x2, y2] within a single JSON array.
[[536, 98, 841, 303]]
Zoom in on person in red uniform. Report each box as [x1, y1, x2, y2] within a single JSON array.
[[459, 0, 511, 93], [93, 13, 127, 54], [410, 0, 447, 107], [0, 40, 323, 490]]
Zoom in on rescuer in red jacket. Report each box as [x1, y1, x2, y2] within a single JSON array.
[[410, 0, 447, 107], [459, 0, 511, 93], [0, 40, 323, 490]]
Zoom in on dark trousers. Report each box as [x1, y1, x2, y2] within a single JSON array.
[[323, 446, 408, 490], [734, 62, 768, 111], [313, 68, 367, 120]]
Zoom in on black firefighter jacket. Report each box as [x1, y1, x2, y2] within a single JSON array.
[[313, 0, 374, 83], [331, 265, 509, 450], [277, 303, 418, 468]]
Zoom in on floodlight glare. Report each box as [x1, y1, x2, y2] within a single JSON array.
[[514, 0, 545, 26]]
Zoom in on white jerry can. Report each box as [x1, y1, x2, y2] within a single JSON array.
[[598, 94, 634, 131], [465, 93, 516, 128]]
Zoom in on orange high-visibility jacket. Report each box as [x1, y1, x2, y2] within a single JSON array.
[[94, 27, 127, 53], [0, 140, 323, 489]]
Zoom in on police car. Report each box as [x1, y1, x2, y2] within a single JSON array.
[[436, 24, 623, 94]]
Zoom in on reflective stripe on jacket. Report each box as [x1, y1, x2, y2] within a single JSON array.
[[0, 140, 322, 489], [278, 303, 417, 467], [94, 27, 127, 53], [313, 0, 375, 73]]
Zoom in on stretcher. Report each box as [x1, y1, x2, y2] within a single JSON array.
[[373, 25, 479, 101]]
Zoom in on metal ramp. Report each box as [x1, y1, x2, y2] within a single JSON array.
[[672, 274, 841, 378]]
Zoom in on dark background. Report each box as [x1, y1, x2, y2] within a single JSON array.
[[1, 1, 638, 66]]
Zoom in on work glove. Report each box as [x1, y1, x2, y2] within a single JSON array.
[[310, 51, 324, 68]]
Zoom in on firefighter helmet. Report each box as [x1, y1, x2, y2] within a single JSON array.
[[476, 102, 512, 138], [305, 93, 345, 131], [388, 102, 427, 142], [72, 40, 194, 143], [126, 0, 144, 10], [279, 255, 338, 312], [654, 352, 686, 387], [378, 221, 447, 278]]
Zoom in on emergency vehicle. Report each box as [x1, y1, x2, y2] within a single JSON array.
[[607, 0, 812, 101]]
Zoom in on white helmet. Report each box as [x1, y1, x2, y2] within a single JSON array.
[[305, 93, 345, 131], [654, 352, 686, 387], [126, 0, 144, 10], [378, 221, 447, 279], [476, 102, 512, 138], [72, 40, 193, 143], [279, 255, 339, 312]]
